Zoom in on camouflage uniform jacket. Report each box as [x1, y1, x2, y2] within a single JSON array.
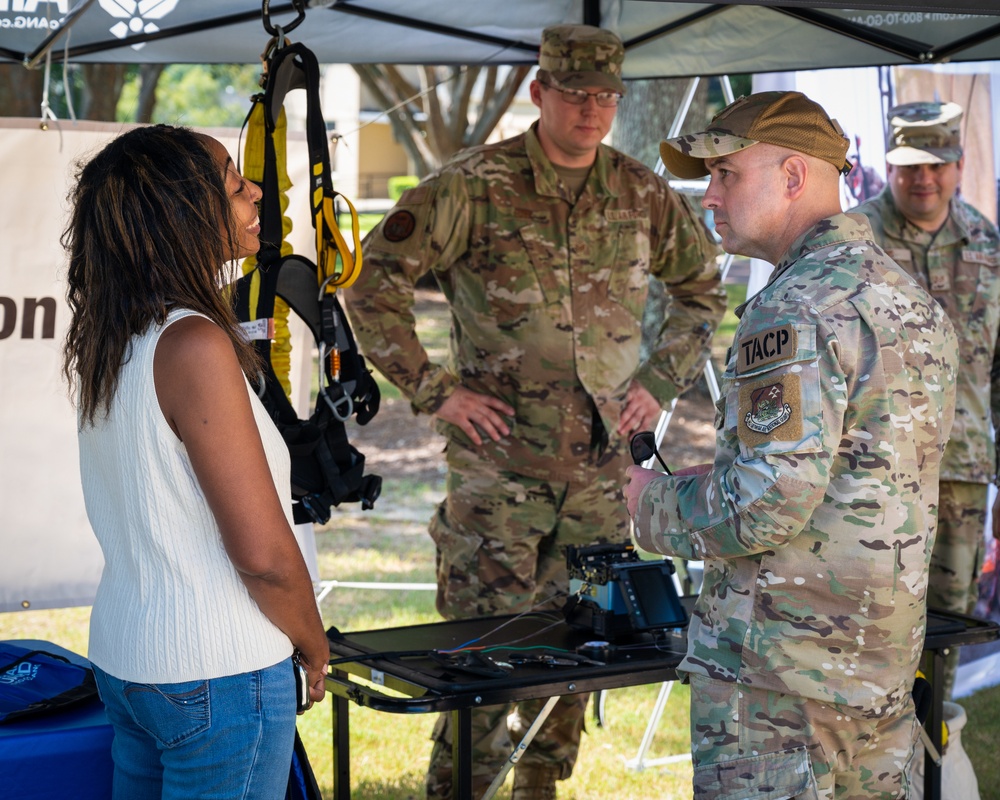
[[347, 124, 724, 481], [633, 213, 958, 718], [856, 189, 1000, 484]]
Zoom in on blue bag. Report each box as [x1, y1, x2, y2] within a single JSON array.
[[0, 643, 99, 724], [286, 728, 323, 800]]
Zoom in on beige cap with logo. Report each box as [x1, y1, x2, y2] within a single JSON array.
[[885, 101, 963, 166], [659, 91, 853, 179], [537, 24, 626, 95]]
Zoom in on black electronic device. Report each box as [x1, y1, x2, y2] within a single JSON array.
[[293, 653, 310, 712], [563, 543, 688, 640]]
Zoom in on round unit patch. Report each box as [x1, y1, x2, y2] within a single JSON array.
[[383, 209, 416, 242]]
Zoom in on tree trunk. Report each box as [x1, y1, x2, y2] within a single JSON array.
[[0, 65, 44, 118], [353, 63, 531, 176], [136, 64, 166, 124], [79, 64, 127, 120], [612, 77, 713, 167]]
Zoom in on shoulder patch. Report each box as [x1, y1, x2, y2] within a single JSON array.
[[737, 324, 796, 374], [382, 209, 416, 243], [398, 185, 429, 205], [739, 374, 803, 447]]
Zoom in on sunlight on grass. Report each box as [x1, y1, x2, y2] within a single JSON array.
[[5, 271, 1000, 800], [6, 524, 1000, 799]]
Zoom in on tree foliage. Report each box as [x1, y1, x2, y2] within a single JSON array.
[[0, 62, 259, 127], [119, 64, 261, 127], [353, 64, 532, 176]]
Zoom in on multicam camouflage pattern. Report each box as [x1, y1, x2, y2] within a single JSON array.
[[430, 444, 631, 618], [347, 124, 721, 798], [858, 189, 1000, 700], [856, 190, 1000, 484], [885, 101, 964, 165], [922, 481, 988, 699], [689, 674, 920, 800], [423, 443, 629, 799], [538, 24, 626, 93], [346, 124, 725, 483], [633, 213, 959, 718]]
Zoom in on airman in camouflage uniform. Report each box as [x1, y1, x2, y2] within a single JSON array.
[[628, 91, 959, 799], [345, 24, 725, 800], [855, 101, 1000, 700]]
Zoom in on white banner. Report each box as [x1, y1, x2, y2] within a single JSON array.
[[0, 119, 315, 612]]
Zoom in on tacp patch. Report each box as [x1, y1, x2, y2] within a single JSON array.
[[738, 373, 803, 447], [382, 209, 416, 243], [737, 324, 796, 375]]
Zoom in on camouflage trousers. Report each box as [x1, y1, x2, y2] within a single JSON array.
[[688, 674, 920, 800], [924, 481, 987, 700], [425, 443, 631, 800]]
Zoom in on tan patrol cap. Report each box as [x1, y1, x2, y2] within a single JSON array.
[[885, 101, 963, 166], [659, 91, 853, 179], [537, 24, 626, 95]]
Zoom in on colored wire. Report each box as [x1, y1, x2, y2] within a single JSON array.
[[436, 592, 567, 654]]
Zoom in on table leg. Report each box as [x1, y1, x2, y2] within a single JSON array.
[[924, 649, 944, 800], [481, 695, 560, 800], [332, 688, 351, 800], [453, 708, 474, 800]]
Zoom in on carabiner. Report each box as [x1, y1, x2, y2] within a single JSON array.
[[262, 0, 306, 37]]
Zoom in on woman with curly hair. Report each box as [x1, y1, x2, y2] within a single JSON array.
[[62, 124, 329, 799]]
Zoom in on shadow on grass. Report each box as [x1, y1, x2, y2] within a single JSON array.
[[343, 775, 435, 800]]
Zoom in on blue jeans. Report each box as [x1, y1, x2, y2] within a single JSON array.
[[93, 659, 296, 800]]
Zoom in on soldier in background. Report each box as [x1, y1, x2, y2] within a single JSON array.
[[627, 91, 958, 798], [345, 24, 725, 800], [855, 101, 1000, 701]]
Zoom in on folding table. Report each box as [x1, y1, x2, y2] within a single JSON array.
[[325, 606, 998, 800]]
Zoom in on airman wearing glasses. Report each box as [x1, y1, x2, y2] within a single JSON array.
[[345, 23, 725, 800]]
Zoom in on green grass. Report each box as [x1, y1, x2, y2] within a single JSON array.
[[7, 274, 998, 799], [7, 488, 1000, 799], [345, 212, 385, 241], [956, 689, 1000, 799], [0, 509, 695, 799]]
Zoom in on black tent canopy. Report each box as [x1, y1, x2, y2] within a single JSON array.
[[2, 1, 1000, 77]]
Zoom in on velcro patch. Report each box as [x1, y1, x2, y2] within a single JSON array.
[[963, 248, 1000, 266], [605, 208, 648, 222], [886, 247, 913, 263], [739, 374, 803, 447], [737, 324, 796, 374], [382, 209, 416, 243], [398, 185, 429, 205], [929, 268, 950, 292]]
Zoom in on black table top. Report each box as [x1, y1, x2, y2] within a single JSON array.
[[326, 609, 686, 713], [324, 604, 998, 714]]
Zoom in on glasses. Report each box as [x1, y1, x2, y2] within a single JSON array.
[[542, 83, 622, 108]]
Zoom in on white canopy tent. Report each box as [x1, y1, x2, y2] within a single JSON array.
[[1, 1, 1000, 75]]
